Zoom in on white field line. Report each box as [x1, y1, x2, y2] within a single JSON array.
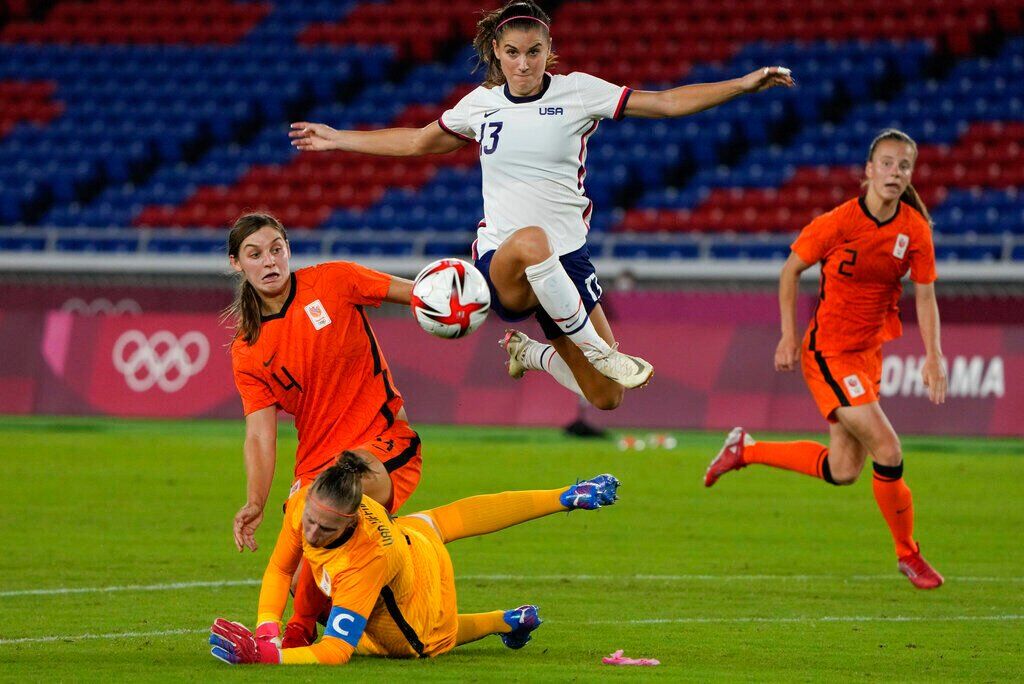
[[460, 573, 1024, 583], [0, 579, 262, 598], [2, 574, 1022, 599], [3, 615, 1023, 646], [585, 615, 1024, 626], [0, 628, 206, 645]]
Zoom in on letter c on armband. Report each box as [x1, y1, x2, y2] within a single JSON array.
[[323, 606, 368, 647]]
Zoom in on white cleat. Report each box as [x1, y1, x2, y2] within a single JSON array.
[[583, 344, 654, 389], [500, 329, 536, 380]]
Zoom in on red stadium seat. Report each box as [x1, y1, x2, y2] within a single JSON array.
[[0, 1, 270, 45]]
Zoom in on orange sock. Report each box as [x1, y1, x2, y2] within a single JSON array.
[[872, 462, 917, 557], [456, 611, 509, 645], [288, 559, 331, 636], [423, 489, 566, 543], [744, 440, 834, 482]]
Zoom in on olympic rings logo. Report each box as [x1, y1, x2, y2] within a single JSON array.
[[112, 330, 210, 393]]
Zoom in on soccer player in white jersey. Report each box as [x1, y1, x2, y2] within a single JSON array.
[[290, 0, 793, 411]]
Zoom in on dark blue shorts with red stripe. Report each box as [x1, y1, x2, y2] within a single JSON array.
[[474, 244, 603, 341]]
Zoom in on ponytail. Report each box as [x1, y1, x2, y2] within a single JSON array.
[[900, 183, 933, 228], [222, 212, 288, 345], [473, 1, 556, 88], [864, 128, 933, 228], [310, 452, 372, 515]]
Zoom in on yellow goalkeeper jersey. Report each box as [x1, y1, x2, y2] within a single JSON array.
[[257, 488, 458, 665]]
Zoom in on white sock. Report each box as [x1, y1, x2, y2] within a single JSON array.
[[524, 253, 610, 355], [530, 344, 585, 399]]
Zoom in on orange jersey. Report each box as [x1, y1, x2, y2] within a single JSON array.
[[230, 262, 404, 480], [258, 489, 458, 665], [792, 197, 936, 355]]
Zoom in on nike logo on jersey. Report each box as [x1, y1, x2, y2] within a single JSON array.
[[262, 352, 276, 367], [483, 109, 500, 118], [538, 106, 564, 115]]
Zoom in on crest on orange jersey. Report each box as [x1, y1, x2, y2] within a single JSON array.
[[304, 299, 332, 330], [893, 234, 909, 259]]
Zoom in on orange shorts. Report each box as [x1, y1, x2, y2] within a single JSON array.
[[291, 420, 422, 515], [356, 420, 422, 514], [801, 345, 882, 421]]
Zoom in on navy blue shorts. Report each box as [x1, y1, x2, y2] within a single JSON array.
[[474, 244, 604, 341]]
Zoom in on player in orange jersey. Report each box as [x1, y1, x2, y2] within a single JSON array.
[[208, 453, 620, 665], [704, 129, 948, 589], [225, 212, 422, 645]]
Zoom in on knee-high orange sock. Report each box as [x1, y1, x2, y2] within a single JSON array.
[[744, 440, 835, 483], [872, 461, 917, 557], [456, 611, 509, 645], [424, 489, 565, 543], [288, 559, 331, 636]]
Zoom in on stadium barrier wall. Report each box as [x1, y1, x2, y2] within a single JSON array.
[[2, 290, 1020, 436]]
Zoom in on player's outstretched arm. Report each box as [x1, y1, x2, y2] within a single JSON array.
[[775, 251, 811, 372], [234, 406, 278, 552], [914, 282, 947, 404], [384, 275, 414, 305], [624, 66, 794, 119], [289, 121, 466, 156]]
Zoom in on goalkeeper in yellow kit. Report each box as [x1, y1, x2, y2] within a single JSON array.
[[208, 452, 620, 665]]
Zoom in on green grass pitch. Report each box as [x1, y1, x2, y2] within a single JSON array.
[[1, 416, 1022, 681]]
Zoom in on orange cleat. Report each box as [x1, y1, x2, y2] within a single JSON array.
[[898, 546, 944, 589], [704, 427, 752, 487]]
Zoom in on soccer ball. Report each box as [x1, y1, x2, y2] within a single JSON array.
[[410, 258, 490, 339]]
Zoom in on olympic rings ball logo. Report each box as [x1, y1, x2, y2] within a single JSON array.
[[112, 330, 210, 393]]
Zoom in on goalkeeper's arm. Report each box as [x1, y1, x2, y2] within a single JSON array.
[[255, 504, 303, 632]]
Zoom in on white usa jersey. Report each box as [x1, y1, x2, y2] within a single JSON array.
[[438, 72, 632, 256]]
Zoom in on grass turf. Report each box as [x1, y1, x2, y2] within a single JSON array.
[[0, 416, 1021, 681]]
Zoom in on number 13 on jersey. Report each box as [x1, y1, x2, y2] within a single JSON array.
[[480, 122, 502, 155]]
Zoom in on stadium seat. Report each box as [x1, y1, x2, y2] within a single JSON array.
[[1, 1, 1022, 265]]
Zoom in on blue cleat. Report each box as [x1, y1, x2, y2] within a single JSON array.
[[559, 473, 621, 510], [501, 604, 542, 649]]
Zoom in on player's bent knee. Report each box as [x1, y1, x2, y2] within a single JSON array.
[[826, 460, 862, 485], [506, 226, 553, 266], [360, 470, 393, 508], [873, 443, 903, 467], [830, 472, 859, 486], [348, 450, 393, 507]]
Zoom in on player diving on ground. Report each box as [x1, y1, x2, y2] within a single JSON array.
[[208, 453, 620, 664]]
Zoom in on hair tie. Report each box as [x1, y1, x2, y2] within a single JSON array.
[[496, 15, 550, 32], [308, 495, 359, 519]]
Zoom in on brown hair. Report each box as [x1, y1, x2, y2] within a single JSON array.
[[310, 452, 372, 515], [864, 128, 933, 227], [473, 1, 557, 88], [223, 212, 288, 345]]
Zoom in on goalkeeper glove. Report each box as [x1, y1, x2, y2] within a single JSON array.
[[255, 621, 282, 648], [209, 618, 281, 665]]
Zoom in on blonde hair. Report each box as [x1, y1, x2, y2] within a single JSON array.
[[223, 212, 288, 345], [473, 1, 557, 88], [864, 128, 933, 227]]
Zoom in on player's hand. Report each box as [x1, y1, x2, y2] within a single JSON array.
[[289, 122, 339, 151], [255, 621, 282, 648], [740, 66, 795, 93], [774, 335, 800, 371], [210, 618, 281, 665], [233, 502, 264, 552], [921, 354, 947, 404]]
